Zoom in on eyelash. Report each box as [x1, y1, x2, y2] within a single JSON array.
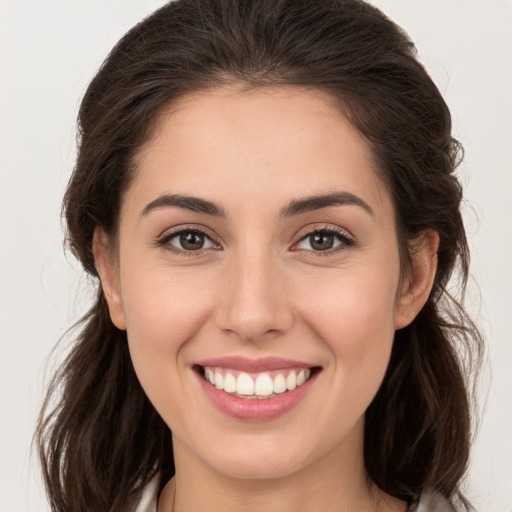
[[293, 225, 355, 256], [155, 224, 355, 256], [156, 226, 220, 257]]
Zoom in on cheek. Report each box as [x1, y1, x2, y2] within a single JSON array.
[[304, 266, 397, 334], [122, 266, 212, 344], [297, 264, 399, 384], [119, 266, 215, 394], [118, 266, 222, 436], [295, 269, 399, 437]]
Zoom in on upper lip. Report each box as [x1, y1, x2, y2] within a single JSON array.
[[195, 356, 317, 373]]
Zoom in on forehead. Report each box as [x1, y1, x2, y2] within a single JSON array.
[[130, 85, 391, 216]]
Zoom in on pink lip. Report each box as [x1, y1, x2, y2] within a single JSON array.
[[196, 356, 315, 372], [194, 357, 320, 421]]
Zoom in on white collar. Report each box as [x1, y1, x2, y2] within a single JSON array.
[[132, 474, 159, 512]]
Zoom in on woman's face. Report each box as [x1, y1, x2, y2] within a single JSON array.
[[96, 85, 432, 481]]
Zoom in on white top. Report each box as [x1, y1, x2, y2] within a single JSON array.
[[132, 476, 455, 512], [408, 489, 456, 511], [132, 475, 159, 512]]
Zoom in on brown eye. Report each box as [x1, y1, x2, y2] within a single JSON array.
[[310, 233, 335, 251], [179, 232, 206, 250], [162, 230, 216, 252], [296, 229, 354, 252]]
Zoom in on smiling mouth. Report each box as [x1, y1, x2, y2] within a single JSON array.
[[195, 365, 320, 399]]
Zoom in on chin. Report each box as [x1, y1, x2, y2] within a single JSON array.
[[194, 431, 316, 481], [211, 454, 307, 481]]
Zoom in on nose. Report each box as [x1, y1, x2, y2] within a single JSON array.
[[215, 247, 293, 342]]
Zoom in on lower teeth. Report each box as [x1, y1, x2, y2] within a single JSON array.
[[230, 391, 277, 399]]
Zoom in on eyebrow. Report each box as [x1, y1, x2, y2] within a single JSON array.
[[140, 194, 227, 218], [140, 191, 373, 219], [280, 192, 374, 218]]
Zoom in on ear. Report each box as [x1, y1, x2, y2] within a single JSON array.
[[394, 230, 439, 330], [92, 227, 127, 330]]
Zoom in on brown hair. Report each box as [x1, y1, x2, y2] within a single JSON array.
[[36, 0, 483, 510]]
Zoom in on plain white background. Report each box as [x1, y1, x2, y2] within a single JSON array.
[[1, 1, 511, 510]]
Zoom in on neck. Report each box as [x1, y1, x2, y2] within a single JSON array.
[[158, 426, 406, 512]]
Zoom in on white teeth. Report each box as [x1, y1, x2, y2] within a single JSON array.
[[254, 374, 274, 396], [205, 368, 215, 385], [286, 372, 297, 391], [237, 372, 255, 395], [214, 370, 224, 390], [203, 367, 313, 397], [223, 372, 237, 393], [273, 374, 287, 394]]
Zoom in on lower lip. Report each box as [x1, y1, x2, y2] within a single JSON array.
[[196, 369, 318, 421]]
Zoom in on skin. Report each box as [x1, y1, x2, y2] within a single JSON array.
[[94, 85, 439, 512]]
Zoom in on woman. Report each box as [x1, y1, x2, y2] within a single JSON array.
[[36, 0, 483, 511]]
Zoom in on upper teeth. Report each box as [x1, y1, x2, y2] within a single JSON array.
[[204, 367, 312, 397]]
